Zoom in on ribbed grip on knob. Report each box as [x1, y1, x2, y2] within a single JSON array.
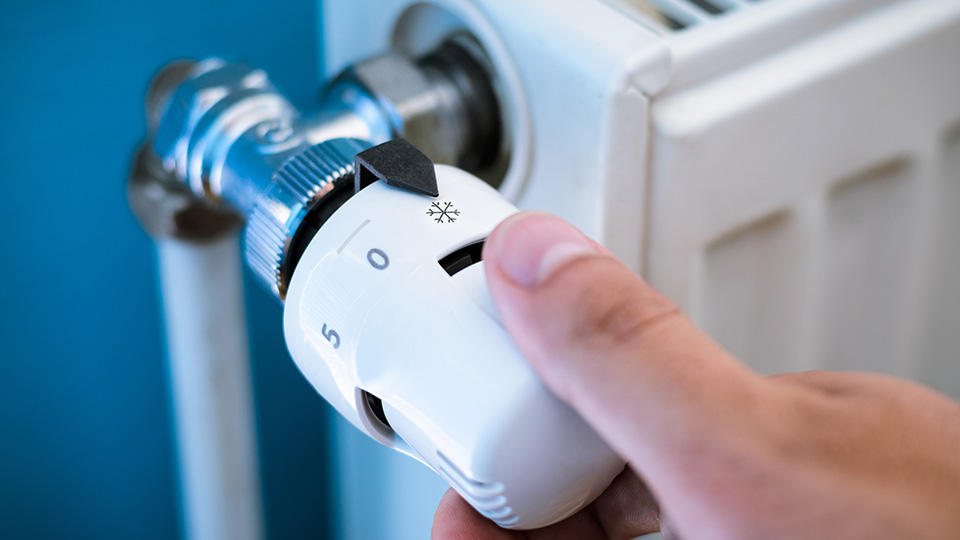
[[245, 138, 372, 300]]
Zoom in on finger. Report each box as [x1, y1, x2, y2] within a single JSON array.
[[768, 369, 956, 403], [766, 370, 865, 396], [483, 213, 766, 468], [586, 466, 661, 538]]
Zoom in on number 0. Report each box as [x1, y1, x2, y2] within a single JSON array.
[[322, 323, 340, 349], [367, 248, 389, 270]]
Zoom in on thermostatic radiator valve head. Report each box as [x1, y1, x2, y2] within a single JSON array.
[[135, 36, 623, 530]]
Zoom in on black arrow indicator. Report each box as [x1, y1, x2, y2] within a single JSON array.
[[354, 138, 440, 197]]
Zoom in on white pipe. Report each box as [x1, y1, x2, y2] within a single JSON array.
[[157, 234, 265, 540]]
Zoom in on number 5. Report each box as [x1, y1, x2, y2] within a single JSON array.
[[322, 323, 341, 349]]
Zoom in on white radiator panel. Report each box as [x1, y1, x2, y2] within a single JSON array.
[[648, 0, 960, 390]]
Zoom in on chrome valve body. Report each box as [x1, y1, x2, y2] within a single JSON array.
[[142, 39, 504, 299]]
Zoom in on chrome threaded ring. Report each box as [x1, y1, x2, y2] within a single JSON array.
[[244, 138, 372, 299]]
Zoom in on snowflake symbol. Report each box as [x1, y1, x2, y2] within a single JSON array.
[[426, 201, 461, 223]]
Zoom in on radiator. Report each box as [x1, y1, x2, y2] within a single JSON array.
[[320, 0, 960, 537]]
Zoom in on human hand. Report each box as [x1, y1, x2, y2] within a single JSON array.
[[431, 212, 960, 540]]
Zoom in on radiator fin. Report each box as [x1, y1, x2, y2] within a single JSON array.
[[819, 160, 918, 376], [609, 0, 768, 31], [918, 126, 960, 398], [701, 212, 806, 374]]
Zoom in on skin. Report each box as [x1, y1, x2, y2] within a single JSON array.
[[431, 212, 960, 540]]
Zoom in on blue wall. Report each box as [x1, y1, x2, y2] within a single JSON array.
[[0, 1, 336, 538]]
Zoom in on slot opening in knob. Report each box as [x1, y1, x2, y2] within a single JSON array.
[[364, 391, 392, 430], [439, 240, 485, 276], [358, 389, 396, 444]]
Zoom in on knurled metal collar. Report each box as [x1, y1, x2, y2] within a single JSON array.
[[245, 138, 372, 300]]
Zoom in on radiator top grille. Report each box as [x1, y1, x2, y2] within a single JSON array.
[[609, 0, 771, 31]]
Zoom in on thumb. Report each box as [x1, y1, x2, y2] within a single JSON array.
[[483, 212, 765, 470]]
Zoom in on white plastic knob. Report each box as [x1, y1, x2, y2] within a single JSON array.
[[283, 165, 624, 529]]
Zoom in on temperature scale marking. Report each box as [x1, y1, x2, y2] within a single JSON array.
[[337, 219, 372, 254], [427, 202, 460, 223]]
